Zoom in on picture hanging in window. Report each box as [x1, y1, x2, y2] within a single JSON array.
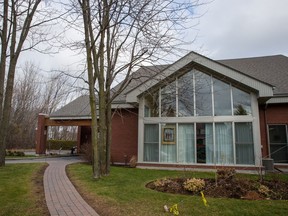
[[162, 126, 176, 144]]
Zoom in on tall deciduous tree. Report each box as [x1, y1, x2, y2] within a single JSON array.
[[70, 0, 201, 178], [0, 0, 63, 165]]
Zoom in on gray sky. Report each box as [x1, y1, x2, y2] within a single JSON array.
[[192, 0, 288, 60], [20, 0, 288, 71]]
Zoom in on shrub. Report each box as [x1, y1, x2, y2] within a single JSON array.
[[258, 185, 270, 197], [47, 140, 77, 150], [129, 155, 137, 168], [183, 178, 205, 192], [15, 151, 25, 157], [5, 150, 25, 157], [154, 178, 172, 187], [216, 168, 236, 180]]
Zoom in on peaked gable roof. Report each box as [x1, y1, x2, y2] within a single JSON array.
[[51, 52, 287, 119], [126, 52, 274, 103]]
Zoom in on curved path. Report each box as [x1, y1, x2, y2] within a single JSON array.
[[7, 157, 99, 216]]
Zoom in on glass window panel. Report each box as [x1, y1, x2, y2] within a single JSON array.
[[161, 124, 177, 162], [269, 125, 288, 163], [235, 122, 255, 165], [232, 87, 252, 115], [161, 81, 176, 117], [215, 122, 233, 164], [196, 123, 213, 164], [144, 91, 159, 117], [178, 124, 195, 163], [178, 71, 194, 117], [195, 71, 212, 116], [213, 78, 232, 116], [144, 124, 159, 162]]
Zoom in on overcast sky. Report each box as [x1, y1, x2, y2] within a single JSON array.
[[191, 0, 288, 60], [20, 0, 288, 71]]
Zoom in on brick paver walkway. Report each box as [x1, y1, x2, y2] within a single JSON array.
[[44, 159, 99, 216]]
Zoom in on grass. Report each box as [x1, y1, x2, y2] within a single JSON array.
[[67, 163, 288, 216], [0, 163, 49, 216]]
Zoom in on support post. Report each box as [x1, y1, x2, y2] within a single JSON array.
[[35, 114, 48, 154]]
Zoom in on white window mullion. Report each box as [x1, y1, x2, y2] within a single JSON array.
[[230, 84, 234, 116], [194, 122, 197, 163], [158, 123, 161, 162], [212, 122, 216, 164], [176, 123, 179, 162], [176, 77, 178, 117], [211, 75, 215, 117], [159, 88, 161, 117], [232, 122, 236, 164], [193, 71, 196, 116]]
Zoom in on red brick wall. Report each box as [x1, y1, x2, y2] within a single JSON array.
[[259, 103, 288, 158], [111, 108, 138, 164]]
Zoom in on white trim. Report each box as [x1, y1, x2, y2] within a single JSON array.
[[137, 98, 144, 162], [49, 116, 92, 120], [266, 96, 288, 104], [232, 122, 236, 164], [251, 93, 262, 167], [126, 52, 274, 103]]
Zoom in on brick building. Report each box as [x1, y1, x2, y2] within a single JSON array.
[[36, 52, 288, 171]]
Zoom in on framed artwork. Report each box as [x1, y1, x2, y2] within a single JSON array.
[[162, 126, 176, 144]]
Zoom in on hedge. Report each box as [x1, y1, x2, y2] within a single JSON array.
[[47, 140, 77, 150]]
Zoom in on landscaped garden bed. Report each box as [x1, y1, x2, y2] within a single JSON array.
[[146, 168, 288, 200]]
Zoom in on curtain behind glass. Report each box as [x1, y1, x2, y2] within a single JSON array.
[[235, 122, 254, 164], [205, 124, 214, 164], [215, 123, 233, 164], [178, 124, 195, 163], [144, 124, 159, 162]]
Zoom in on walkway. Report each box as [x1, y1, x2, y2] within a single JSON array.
[[7, 157, 99, 216]]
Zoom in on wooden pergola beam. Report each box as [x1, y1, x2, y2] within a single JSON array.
[[45, 119, 92, 126]]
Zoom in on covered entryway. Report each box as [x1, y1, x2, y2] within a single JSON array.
[[35, 114, 92, 155]]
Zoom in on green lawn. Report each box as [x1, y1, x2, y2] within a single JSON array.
[[67, 163, 288, 216], [0, 163, 49, 216]]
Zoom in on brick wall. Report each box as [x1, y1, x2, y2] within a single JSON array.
[[259, 103, 288, 158], [111, 108, 138, 164]]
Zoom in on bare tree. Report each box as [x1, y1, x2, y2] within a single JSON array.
[[8, 62, 41, 149], [64, 0, 202, 178], [7, 61, 74, 150], [0, 0, 66, 165]]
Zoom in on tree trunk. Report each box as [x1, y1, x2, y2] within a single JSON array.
[[0, 0, 9, 166], [105, 90, 112, 175], [80, 0, 100, 178]]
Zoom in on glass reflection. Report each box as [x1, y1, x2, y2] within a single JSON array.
[[232, 87, 251, 115], [161, 81, 176, 117], [195, 71, 212, 116], [178, 71, 194, 117], [214, 78, 232, 115]]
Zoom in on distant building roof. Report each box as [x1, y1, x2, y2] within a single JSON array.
[[50, 54, 288, 119]]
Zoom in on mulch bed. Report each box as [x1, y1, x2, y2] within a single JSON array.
[[146, 175, 288, 200]]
